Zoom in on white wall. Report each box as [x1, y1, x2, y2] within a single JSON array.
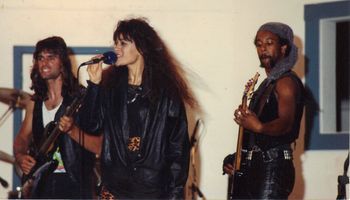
[[0, 0, 348, 199]]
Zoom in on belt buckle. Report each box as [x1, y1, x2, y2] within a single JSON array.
[[283, 150, 292, 160], [262, 151, 273, 162], [246, 146, 261, 161], [246, 151, 253, 160], [251, 146, 261, 152]]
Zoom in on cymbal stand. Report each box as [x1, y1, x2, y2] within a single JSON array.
[[190, 119, 205, 200], [0, 105, 15, 127], [0, 96, 21, 126]]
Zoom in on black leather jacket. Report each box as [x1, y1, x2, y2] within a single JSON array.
[[78, 67, 190, 199]]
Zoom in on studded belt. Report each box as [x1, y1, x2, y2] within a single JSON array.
[[245, 145, 293, 162]]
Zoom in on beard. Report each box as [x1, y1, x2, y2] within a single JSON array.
[[40, 70, 62, 81], [41, 73, 60, 80], [259, 55, 277, 69]]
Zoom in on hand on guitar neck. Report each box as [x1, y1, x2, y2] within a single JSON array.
[[226, 72, 259, 175], [234, 105, 262, 134], [58, 115, 75, 134], [58, 115, 103, 155]]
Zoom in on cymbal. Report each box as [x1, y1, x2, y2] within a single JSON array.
[[0, 150, 15, 164], [0, 150, 23, 177], [0, 88, 31, 109]]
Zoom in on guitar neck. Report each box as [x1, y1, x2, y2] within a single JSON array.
[[233, 96, 248, 171], [36, 96, 82, 157], [37, 126, 61, 156], [227, 72, 259, 200]]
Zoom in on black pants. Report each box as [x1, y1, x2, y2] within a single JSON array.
[[35, 173, 92, 199], [234, 151, 295, 199]]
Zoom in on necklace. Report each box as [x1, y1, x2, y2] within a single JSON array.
[[127, 85, 143, 104]]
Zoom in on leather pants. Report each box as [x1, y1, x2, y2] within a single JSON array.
[[234, 149, 295, 199]]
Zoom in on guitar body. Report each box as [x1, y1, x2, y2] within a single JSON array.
[[21, 159, 58, 198], [227, 170, 246, 200], [21, 122, 60, 198], [40, 121, 60, 152]]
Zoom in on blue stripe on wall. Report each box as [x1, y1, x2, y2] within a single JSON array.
[[304, 1, 350, 150]]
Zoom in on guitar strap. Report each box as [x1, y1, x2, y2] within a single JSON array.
[[247, 81, 275, 149], [256, 82, 275, 117]]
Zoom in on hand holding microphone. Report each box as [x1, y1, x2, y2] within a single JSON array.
[[80, 51, 117, 66], [81, 51, 117, 84]]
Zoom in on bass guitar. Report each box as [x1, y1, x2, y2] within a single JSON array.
[[21, 92, 86, 198], [227, 72, 259, 200]]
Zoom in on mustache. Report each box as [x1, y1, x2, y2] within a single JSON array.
[[259, 54, 272, 60], [259, 54, 277, 68]]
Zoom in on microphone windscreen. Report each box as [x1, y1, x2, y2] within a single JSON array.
[[103, 51, 117, 65]]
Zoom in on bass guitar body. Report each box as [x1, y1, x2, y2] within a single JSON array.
[[21, 122, 60, 198], [227, 170, 245, 200], [21, 159, 58, 198]]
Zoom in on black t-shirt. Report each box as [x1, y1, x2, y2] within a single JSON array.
[[127, 84, 147, 162]]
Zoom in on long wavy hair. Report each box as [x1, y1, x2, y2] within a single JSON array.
[[113, 18, 196, 107], [30, 36, 79, 101]]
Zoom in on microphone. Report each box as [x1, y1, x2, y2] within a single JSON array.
[[79, 51, 117, 66]]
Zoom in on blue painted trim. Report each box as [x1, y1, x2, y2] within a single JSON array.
[[12, 46, 112, 190], [305, 1, 350, 20], [304, 1, 350, 150], [12, 46, 36, 191]]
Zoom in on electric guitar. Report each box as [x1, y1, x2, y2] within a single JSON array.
[[21, 93, 85, 198], [227, 72, 259, 200]]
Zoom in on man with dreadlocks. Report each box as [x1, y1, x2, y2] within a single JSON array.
[[13, 36, 96, 198], [223, 22, 305, 199], [72, 18, 195, 199]]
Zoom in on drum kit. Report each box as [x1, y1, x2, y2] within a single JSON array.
[[0, 87, 31, 126], [0, 87, 31, 198]]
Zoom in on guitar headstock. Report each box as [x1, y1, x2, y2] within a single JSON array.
[[243, 72, 260, 99]]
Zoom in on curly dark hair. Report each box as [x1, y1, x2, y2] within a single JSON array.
[[30, 36, 79, 101], [113, 18, 195, 106]]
